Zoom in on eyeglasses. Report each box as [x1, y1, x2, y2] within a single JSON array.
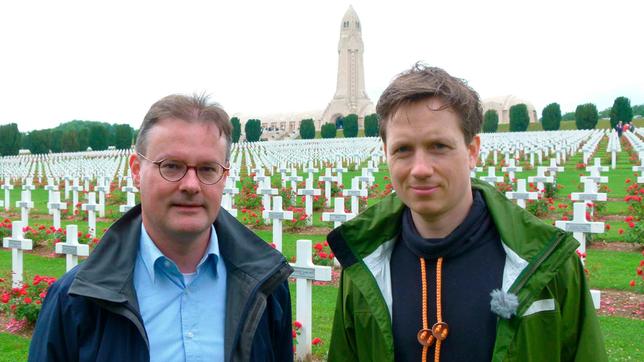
[[137, 153, 229, 185]]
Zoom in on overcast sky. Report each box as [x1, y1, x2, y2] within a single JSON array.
[[1, 0, 642, 132]]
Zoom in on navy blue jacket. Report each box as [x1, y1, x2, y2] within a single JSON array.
[[29, 205, 294, 362]]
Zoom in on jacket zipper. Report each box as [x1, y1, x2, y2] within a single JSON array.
[[509, 233, 566, 295]]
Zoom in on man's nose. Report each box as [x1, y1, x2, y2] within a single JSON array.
[[179, 168, 201, 193], [410, 152, 434, 178]]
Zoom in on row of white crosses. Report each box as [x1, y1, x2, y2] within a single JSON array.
[[2, 222, 88, 288]]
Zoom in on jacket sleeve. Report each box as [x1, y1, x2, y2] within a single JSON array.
[[28, 279, 78, 362], [561, 256, 608, 362], [327, 271, 359, 362]]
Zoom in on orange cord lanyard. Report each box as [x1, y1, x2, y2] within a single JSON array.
[[417, 257, 448, 362]]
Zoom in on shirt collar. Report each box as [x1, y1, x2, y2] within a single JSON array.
[[139, 223, 221, 283]]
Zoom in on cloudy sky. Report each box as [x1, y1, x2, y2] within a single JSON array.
[[1, 0, 642, 132]]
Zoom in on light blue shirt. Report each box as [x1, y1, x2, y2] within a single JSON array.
[[133, 223, 227, 362]]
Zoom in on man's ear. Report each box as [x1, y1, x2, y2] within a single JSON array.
[[129, 153, 141, 188], [468, 135, 481, 169]]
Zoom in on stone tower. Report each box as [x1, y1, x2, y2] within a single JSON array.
[[319, 6, 375, 129]]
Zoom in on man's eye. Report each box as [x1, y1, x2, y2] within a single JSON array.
[[395, 146, 410, 154], [161, 162, 183, 170], [199, 165, 219, 174]]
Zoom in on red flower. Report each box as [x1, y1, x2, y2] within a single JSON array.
[[628, 222, 635, 228], [24, 297, 32, 304], [629, 280, 636, 287], [1, 293, 9, 304], [319, 252, 328, 259], [625, 178, 631, 183], [293, 321, 302, 329], [618, 228, 624, 235], [313, 243, 324, 252], [312, 337, 322, 345], [605, 224, 611, 231], [625, 216, 634, 222]]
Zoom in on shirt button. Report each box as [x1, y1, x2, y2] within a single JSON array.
[[186, 331, 194, 339]]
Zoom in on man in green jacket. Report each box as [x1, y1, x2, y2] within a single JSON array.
[[327, 64, 606, 361]]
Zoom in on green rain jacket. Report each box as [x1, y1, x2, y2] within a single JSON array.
[[327, 178, 607, 361]]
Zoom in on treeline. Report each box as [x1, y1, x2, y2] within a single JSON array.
[[483, 97, 642, 133], [299, 113, 379, 140], [0, 120, 134, 156]]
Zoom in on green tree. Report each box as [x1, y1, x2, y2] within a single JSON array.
[[244, 119, 262, 142], [62, 129, 79, 152], [562, 112, 576, 121], [299, 119, 316, 139], [231, 117, 241, 143], [0, 123, 21, 156], [50, 129, 63, 153], [321, 123, 337, 138], [482, 110, 499, 133], [77, 128, 90, 151], [541, 103, 562, 131], [27, 129, 51, 154], [509, 104, 530, 132], [342, 114, 359, 138], [632, 104, 644, 117], [113, 124, 133, 149], [364, 113, 379, 137], [89, 124, 109, 151], [609, 96, 633, 128], [575, 103, 599, 130]]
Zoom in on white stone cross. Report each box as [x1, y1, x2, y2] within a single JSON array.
[[585, 158, 608, 174], [554, 202, 603, 309], [16, 190, 34, 226], [632, 164, 644, 184], [81, 192, 100, 238], [357, 168, 374, 190], [82, 175, 92, 193], [47, 191, 67, 230], [1, 178, 12, 211], [332, 162, 348, 187], [285, 169, 303, 200], [22, 178, 36, 192], [555, 202, 604, 257], [319, 168, 337, 207], [571, 179, 607, 203], [545, 158, 564, 178], [322, 197, 355, 228], [94, 177, 110, 218], [505, 179, 538, 209], [222, 177, 239, 207], [71, 178, 84, 214], [252, 168, 268, 184], [63, 174, 73, 200], [304, 163, 319, 182], [342, 177, 367, 215], [297, 177, 321, 226], [470, 166, 483, 178], [257, 178, 278, 223], [44, 177, 58, 209], [221, 193, 237, 217], [501, 159, 522, 183], [527, 167, 554, 193], [119, 177, 138, 213], [2, 221, 33, 288], [479, 167, 503, 186], [580, 167, 608, 185], [55, 224, 90, 272], [262, 196, 293, 252], [290, 239, 332, 361]]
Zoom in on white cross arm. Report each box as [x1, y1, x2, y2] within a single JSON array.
[[55, 243, 90, 257], [289, 263, 332, 281], [3, 237, 33, 250], [554, 220, 605, 234]]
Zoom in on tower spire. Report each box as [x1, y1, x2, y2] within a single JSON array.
[[320, 6, 374, 129]]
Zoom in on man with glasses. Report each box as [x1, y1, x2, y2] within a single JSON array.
[[29, 94, 294, 362]]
